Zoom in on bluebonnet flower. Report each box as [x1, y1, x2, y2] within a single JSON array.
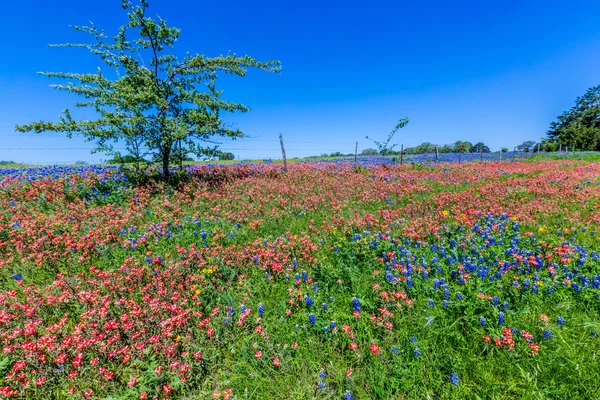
[[258, 303, 265, 317], [391, 346, 399, 355], [330, 321, 337, 330], [456, 292, 463, 301], [479, 316, 486, 328], [318, 381, 325, 390], [319, 370, 326, 379], [428, 299, 435, 308], [305, 296, 314, 307], [240, 304, 247, 314], [352, 297, 361, 313], [309, 313, 316, 325], [547, 286, 555, 295], [11, 274, 23, 281], [491, 296, 500, 306], [557, 316, 565, 327], [544, 330, 552, 340], [411, 335, 418, 343], [450, 373, 459, 386], [414, 348, 421, 358], [343, 391, 354, 400], [442, 300, 449, 308], [313, 282, 318, 293], [511, 327, 519, 335], [302, 270, 308, 283], [426, 316, 434, 326], [497, 312, 505, 326]]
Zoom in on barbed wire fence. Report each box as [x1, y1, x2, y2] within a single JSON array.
[[0, 133, 577, 166]]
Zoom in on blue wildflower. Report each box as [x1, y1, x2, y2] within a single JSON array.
[[11, 274, 23, 281], [321, 303, 328, 310], [352, 297, 360, 313], [428, 299, 435, 308], [557, 316, 565, 327], [305, 296, 314, 307], [414, 348, 421, 358], [497, 312, 505, 326], [309, 313, 316, 325], [450, 373, 459, 386], [544, 330, 552, 340], [479, 316, 487, 328], [258, 303, 265, 317], [343, 391, 354, 400]]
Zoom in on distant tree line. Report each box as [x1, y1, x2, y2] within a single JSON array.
[[359, 141, 491, 156]]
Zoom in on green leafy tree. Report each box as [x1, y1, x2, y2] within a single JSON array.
[[361, 148, 379, 155], [15, 0, 280, 176], [366, 117, 409, 155], [415, 142, 436, 154], [453, 141, 472, 153], [546, 85, 600, 151], [517, 140, 536, 152], [218, 152, 235, 161], [470, 142, 490, 153]]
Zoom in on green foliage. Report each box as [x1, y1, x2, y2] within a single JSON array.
[[453, 140, 472, 153], [517, 141, 536, 152], [361, 148, 379, 156], [366, 117, 409, 155], [218, 152, 235, 161], [470, 141, 490, 153], [547, 85, 600, 151], [15, 0, 280, 176]]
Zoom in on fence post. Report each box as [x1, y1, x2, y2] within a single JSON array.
[[279, 133, 288, 172], [435, 146, 439, 161], [559, 143, 562, 152], [400, 144, 404, 165], [458, 152, 462, 164], [480, 147, 483, 162], [537, 142, 541, 153], [354, 141, 358, 166]]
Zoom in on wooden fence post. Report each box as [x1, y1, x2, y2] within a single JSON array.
[[279, 133, 288, 172], [400, 144, 404, 165], [354, 141, 358, 166], [435, 146, 439, 161]]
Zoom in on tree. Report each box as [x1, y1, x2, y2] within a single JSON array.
[[361, 148, 379, 155], [415, 142, 436, 154], [366, 117, 409, 155], [547, 85, 600, 151], [453, 141, 472, 153], [517, 141, 536, 152], [218, 152, 235, 161], [470, 142, 490, 153], [15, 0, 280, 177]]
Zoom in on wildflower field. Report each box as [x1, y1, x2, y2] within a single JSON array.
[[1, 159, 600, 399]]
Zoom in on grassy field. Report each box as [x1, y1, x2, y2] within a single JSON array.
[[1, 159, 600, 399]]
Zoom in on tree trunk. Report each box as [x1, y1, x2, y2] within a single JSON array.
[[162, 149, 170, 177]]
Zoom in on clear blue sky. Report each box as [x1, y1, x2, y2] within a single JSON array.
[[1, 0, 599, 163]]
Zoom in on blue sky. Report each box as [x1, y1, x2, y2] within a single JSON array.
[[1, 0, 599, 163]]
